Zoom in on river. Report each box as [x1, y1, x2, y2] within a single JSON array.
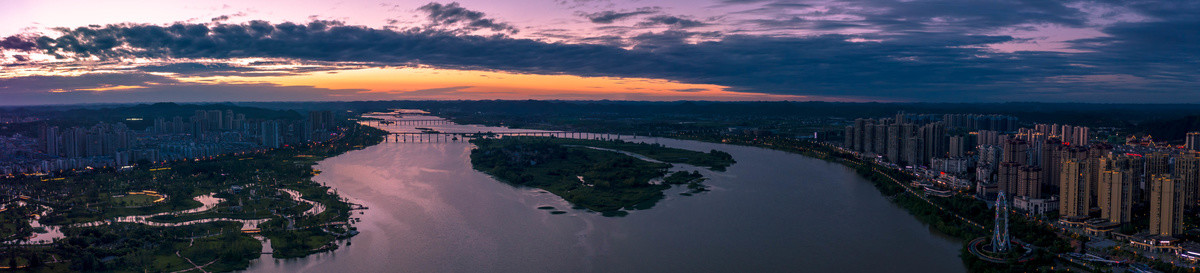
[[242, 112, 967, 272]]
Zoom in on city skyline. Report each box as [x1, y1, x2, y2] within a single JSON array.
[[2, 0, 1199, 105]]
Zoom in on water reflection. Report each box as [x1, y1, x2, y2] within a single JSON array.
[[242, 111, 967, 273]]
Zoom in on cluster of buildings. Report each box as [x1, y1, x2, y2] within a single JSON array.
[[843, 112, 1200, 257], [842, 113, 1018, 169], [0, 113, 40, 124], [0, 110, 339, 176]]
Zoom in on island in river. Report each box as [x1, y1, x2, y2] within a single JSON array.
[[468, 136, 734, 216]]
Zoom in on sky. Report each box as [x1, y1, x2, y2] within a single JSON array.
[[0, 0, 1197, 105]]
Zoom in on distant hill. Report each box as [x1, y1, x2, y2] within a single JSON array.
[[1134, 115, 1200, 143]]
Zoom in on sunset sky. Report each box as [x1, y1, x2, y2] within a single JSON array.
[[1, 0, 1198, 105]]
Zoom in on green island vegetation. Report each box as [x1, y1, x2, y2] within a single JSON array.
[[0, 123, 387, 272], [664, 171, 708, 193], [524, 137, 735, 171], [468, 136, 734, 216]]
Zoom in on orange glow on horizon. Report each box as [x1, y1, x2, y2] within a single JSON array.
[[180, 67, 813, 101], [74, 85, 147, 92]]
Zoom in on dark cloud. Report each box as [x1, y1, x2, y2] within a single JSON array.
[[0, 20, 1144, 101], [210, 12, 247, 23], [729, 0, 1089, 35], [133, 62, 361, 77], [637, 15, 708, 28], [577, 35, 630, 46], [0, 78, 383, 106], [578, 7, 661, 24], [0, 35, 38, 50], [1061, 1, 1200, 82], [629, 30, 721, 50], [137, 63, 257, 75], [554, 0, 614, 9], [395, 86, 474, 96], [0, 73, 179, 94], [8, 20, 1093, 101], [719, 0, 775, 3], [0, 71, 403, 105], [417, 2, 517, 34]]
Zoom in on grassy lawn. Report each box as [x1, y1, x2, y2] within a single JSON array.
[[111, 194, 161, 207]]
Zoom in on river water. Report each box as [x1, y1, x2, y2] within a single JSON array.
[[242, 113, 967, 273]]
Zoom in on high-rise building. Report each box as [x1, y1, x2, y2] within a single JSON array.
[[224, 110, 234, 131], [1145, 152, 1172, 203], [207, 110, 223, 131], [886, 124, 901, 162], [873, 123, 888, 155], [308, 110, 335, 131], [260, 121, 281, 148], [1035, 124, 1051, 136], [1150, 175, 1184, 237], [1085, 145, 1111, 207], [1061, 125, 1074, 144], [900, 123, 915, 164], [1040, 139, 1065, 191], [154, 117, 167, 134], [853, 118, 867, 152], [1174, 152, 1200, 209], [905, 137, 924, 166], [1099, 169, 1133, 224], [173, 116, 186, 134], [1072, 127, 1090, 146], [977, 130, 1001, 146], [1060, 159, 1089, 218], [998, 162, 1022, 198], [844, 126, 854, 149], [1147, 152, 1172, 177], [62, 127, 85, 158], [234, 114, 246, 132], [921, 122, 946, 163], [1188, 132, 1200, 151], [978, 145, 1002, 170], [1017, 166, 1042, 198], [862, 120, 875, 154], [948, 135, 965, 158], [1002, 139, 1029, 165], [39, 125, 60, 156]]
